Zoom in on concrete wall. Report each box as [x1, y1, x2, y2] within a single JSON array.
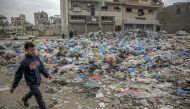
[[157, 2, 190, 33]]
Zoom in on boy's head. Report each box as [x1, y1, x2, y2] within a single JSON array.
[[24, 42, 35, 55]]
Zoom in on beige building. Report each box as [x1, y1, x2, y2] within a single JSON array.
[[9, 14, 26, 34], [60, 0, 162, 35], [32, 12, 62, 36], [34, 11, 49, 26], [7, 25, 25, 34], [11, 14, 26, 26]]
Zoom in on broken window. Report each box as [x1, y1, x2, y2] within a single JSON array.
[[72, 2, 81, 8], [70, 15, 86, 20], [114, 6, 121, 12], [176, 7, 180, 15], [115, 26, 121, 31], [102, 16, 113, 21], [101, 6, 108, 11], [126, 8, 132, 12], [149, 10, 154, 14], [90, 4, 95, 16], [138, 9, 144, 16], [114, 0, 120, 2]]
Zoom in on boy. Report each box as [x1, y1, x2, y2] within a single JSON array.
[[10, 42, 52, 109]]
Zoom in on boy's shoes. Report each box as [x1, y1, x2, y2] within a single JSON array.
[[21, 98, 29, 107]]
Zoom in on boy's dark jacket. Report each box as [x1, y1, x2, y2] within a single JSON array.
[[12, 54, 49, 88]]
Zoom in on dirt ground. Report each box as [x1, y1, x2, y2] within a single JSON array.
[[0, 68, 98, 109]]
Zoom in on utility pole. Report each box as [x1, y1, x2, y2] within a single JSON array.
[[98, 0, 102, 32], [98, 0, 105, 32]]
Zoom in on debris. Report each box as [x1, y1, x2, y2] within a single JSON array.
[[1, 30, 190, 109], [176, 31, 189, 36]]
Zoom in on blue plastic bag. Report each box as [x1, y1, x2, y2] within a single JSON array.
[[127, 68, 136, 73], [177, 89, 190, 96]]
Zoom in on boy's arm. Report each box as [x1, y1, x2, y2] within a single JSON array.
[[12, 60, 25, 88]]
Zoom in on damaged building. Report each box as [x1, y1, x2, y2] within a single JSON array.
[[157, 2, 190, 33], [60, 0, 162, 35]]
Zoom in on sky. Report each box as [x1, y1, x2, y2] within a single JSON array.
[[0, 0, 189, 24]]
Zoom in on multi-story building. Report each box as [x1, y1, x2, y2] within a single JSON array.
[[34, 11, 49, 26], [123, 0, 161, 31], [7, 26, 25, 34], [157, 2, 190, 33], [0, 15, 9, 34], [52, 15, 62, 35], [33, 11, 50, 32], [11, 14, 26, 26], [32, 13, 62, 36], [9, 14, 26, 33], [60, 0, 162, 35]]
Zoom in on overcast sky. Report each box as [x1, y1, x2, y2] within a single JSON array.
[[0, 0, 189, 24]]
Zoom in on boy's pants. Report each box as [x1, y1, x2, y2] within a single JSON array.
[[23, 85, 46, 109]]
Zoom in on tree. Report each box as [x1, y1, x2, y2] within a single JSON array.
[[0, 15, 9, 35], [49, 16, 55, 24]]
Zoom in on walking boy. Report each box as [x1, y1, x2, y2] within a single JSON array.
[[10, 42, 52, 109]]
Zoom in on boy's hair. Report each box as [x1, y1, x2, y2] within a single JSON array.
[[24, 42, 35, 49]]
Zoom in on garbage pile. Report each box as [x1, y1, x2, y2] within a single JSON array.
[[176, 31, 189, 36], [0, 30, 190, 109]]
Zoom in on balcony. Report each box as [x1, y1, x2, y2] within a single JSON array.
[[126, 0, 139, 4], [86, 16, 115, 24], [124, 19, 160, 25], [125, 0, 160, 7], [72, 7, 82, 12]]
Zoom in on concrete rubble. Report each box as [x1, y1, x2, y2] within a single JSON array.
[[0, 30, 190, 109]]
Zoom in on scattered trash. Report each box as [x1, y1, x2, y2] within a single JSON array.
[[0, 85, 10, 92], [176, 31, 189, 36], [1, 30, 190, 109]]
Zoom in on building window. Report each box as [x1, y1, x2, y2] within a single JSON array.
[[71, 16, 75, 20], [70, 15, 86, 20], [102, 16, 113, 21], [115, 26, 121, 31], [72, 2, 81, 8], [126, 8, 132, 12], [148, 10, 154, 14], [176, 7, 180, 15], [101, 6, 108, 11], [114, 6, 121, 12], [138, 9, 144, 16], [135, 17, 146, 20], [114, 0, 120, 2]]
